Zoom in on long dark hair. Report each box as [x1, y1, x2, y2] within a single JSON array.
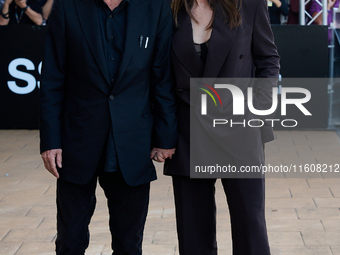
[[172, 0, 242, 30]]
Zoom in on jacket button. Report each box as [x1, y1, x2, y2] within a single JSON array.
[[240, 54, 245, 59], [109, 95, 114, 101]]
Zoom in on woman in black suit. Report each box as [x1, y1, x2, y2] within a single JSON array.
[[164, 0, 280, 254]]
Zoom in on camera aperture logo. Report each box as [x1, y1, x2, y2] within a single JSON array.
[[197, 82, 312, 128], [197, 82, 223, 111]]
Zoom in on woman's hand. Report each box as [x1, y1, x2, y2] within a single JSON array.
[[150, 148, 176, 162]]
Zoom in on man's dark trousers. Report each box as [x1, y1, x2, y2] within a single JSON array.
[[56, 171, 150, 255]]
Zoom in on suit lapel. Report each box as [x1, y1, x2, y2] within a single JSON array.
[[203, 6, 240, 78], [74, 0, 111, 86], [114, 0, 150, 86], [172, 9, 204, 78]]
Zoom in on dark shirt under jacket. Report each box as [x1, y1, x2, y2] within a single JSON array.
[[96, 0, 128, 172], [7, 0, 43, 25], [268, 0, 289, 24], [194, 41, 209, 65]]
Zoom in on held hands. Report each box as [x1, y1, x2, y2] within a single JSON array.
[[14, 0, 27, 9], [41, 147, 174, 177], [150, 148, 176, 163], [41, 149, 62, 178]]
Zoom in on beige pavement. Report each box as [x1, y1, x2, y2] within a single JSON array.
[[1, 130, 340, 255]]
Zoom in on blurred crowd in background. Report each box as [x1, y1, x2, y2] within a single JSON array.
[[0, 0, 339, 27], [269, 0, 338, 25], [0, 0, 53, 26]]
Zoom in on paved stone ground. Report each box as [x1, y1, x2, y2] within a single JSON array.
[[1, 130, 340, 255]]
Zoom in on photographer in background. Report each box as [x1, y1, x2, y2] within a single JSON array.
[[0, 0, 43, 26], [268, 0, 289, 24], [41, 0, 52, 24], [309, 0, 339, 43]]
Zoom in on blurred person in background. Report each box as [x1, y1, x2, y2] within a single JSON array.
[[309, 0, 339, 42], [268, 0, 289, 24], [287, 0, 311, 24], [0, 0, 43, 25], [41, 0, 52, 23]]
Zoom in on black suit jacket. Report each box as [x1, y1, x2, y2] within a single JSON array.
[[39, 0, 177, 185], [164, 0, 280, 176]]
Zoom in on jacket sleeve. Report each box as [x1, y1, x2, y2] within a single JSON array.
[[150, 0, 178, 149], [251, 0, 280, 120], [39, 0, 66, 153]]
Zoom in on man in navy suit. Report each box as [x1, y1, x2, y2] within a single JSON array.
[[39, 0, 177, 254]]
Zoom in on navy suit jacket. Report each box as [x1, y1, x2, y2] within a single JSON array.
[[39, 0, 177, 185], [164, 0, 280, 176]]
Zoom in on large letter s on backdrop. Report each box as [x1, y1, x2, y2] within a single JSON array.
[[7, 58, 41, 95]]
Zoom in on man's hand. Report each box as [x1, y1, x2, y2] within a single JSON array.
[[150, 148, 176, 162], [41, 149, 62, 178]]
